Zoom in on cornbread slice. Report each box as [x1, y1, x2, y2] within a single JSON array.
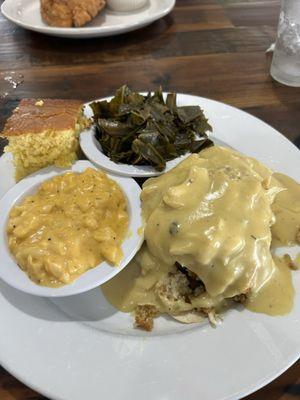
[[40, 0, 106, 28], [1, 99, 90, 181]]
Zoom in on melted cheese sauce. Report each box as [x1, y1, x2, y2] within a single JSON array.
[[103, 147, 299, 321], [7, 168, 129, 287]]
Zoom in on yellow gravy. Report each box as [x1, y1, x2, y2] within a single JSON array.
[[103, 246, 161, 313], [103, 147, 299, 319], [271, 173, 300, 247], [246, 256, 294, 315], [7, 168, 129, 287]]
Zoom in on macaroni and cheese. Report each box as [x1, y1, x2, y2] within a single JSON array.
[[7, 168, 129, 287]]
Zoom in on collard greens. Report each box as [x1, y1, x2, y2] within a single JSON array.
[[91, 86, 213, 171]]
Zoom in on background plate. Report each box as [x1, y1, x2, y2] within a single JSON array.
[[0, 95, 299, 400], [1, 0, 175, 38]]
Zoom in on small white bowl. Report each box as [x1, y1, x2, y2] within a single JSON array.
[[0, 161, 143, 297], [107, 0, 148, 12], [80, 126, 191, 177], [81, 95, 218, 178]]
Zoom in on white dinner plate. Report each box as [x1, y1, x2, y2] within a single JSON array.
[[0, 96, 299, 400], [1, 0, 175, 38], [0, 160, 143, 297]]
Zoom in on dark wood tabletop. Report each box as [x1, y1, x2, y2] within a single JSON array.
[[0, 0, 299, 399]]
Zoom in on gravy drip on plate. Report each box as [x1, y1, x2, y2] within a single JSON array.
[[246, 256, 294, 315], [271, 173, 300, 247]]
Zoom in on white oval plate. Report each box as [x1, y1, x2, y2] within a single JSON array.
[[81, 95, 218, 178], [0, 96, 299, 400], [0, 160, 143, 297], [1, 0, 175, 39]]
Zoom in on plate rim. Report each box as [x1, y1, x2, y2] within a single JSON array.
[[0, 304, 299, 400], [1, 335, 298, 400], [1, 0, 176, 38]]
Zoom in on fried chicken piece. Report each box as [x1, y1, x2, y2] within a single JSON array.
[[40, 0, 106, 27]]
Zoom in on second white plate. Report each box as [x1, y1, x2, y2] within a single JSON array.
[[1, 0, 175, 38]]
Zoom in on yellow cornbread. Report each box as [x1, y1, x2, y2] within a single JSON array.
[[1, 99, 90, 181]]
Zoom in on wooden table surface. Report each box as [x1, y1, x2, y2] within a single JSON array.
[[0, 0, 299, 399]]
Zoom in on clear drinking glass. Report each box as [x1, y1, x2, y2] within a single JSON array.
[[270, 0, 300, 87]]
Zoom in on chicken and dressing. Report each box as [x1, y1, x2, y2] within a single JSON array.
[[103, 146, 300, 330]]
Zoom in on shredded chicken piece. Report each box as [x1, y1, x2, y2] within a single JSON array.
[[201, 308, 222, 327]]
